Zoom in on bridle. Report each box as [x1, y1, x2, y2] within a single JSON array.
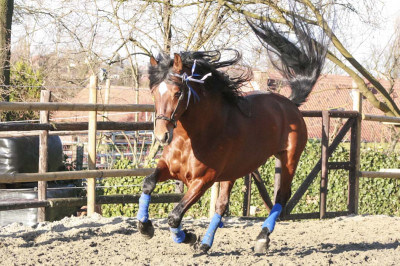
[[155, 60, 212, 128], [154, 87, 186, 128]]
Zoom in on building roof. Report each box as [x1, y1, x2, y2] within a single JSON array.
[[52, 86, 154, 123], [268, 73, 400, 142]]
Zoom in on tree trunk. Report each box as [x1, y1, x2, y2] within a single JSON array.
[[162, 0, 172, 53], [0, 0, 14, 96]]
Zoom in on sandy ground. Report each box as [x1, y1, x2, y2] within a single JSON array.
[[0, 214, 399, 265]]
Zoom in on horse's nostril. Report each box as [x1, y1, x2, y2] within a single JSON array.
[[156, 131, 170, 145], [162, 132, 169, 143]]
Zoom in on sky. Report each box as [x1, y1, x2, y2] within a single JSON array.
[[383, 0, 400, 28], [352, 0, 400, 59], [380, 0, 400, 44]]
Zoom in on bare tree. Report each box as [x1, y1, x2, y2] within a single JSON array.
[[0, 0, 14, 98], [219, 0, 400, 117]]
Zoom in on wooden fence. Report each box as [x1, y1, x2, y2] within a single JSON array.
[[242, 110, 360, 219], [0, 78, 399, 222], [242, 90, 400, 220], [0, 76, 164, 222]]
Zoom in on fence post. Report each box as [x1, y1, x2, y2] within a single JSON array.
[[100, 79, 111, 167], [38, 90, 51, 223], [209, 182, 220, 217], [242, 174, 252, 216], [320, 110, 330, 219], [87, 75, 98, 215], [349, 82, 362, 214]]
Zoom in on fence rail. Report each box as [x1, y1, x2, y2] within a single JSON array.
[[360, 171, 400, 179], [0, 121, 153, 131], [362, 114, 400, 124], [0, 193, 183, 211], [0, 102, 155, 112], [0, 168, 155, 183], [300, 110, 358, 118]]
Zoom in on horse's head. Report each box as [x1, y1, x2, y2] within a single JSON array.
[[149, 53, 200, 145], [149, 50, 245, 145]]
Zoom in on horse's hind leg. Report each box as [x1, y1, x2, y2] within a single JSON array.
[[273, 150, 301, 207], [200, 180, 235, 253], [255, 149, 302, 253]]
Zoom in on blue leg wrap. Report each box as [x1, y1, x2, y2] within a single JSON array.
[[170, 225, 186, 243], [262, 203, 282, 233], [201, 213, 224, 247], [137, 193, 151, 223]]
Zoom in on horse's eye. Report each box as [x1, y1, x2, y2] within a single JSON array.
[[174, 91, 182, 98]]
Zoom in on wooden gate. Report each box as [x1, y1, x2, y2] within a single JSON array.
[[243, 110, 361, 220]]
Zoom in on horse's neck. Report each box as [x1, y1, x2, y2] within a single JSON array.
[[179, 97, 230, 139]]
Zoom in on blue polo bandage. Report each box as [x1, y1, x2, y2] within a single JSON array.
[[137, 193, 151, 223], [170, 225, 186, 243], [201, 213, 224, 247], [262, 203, 282, 233]]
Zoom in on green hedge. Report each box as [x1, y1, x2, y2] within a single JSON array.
[[100, 141, 400, 218]]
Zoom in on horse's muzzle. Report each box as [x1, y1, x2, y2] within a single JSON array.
[[155, 131, 172, 146], [154, 117, 174, 146]]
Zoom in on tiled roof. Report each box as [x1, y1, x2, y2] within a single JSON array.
[[51, 86, 154, 123], [261, 72, 400, 142]]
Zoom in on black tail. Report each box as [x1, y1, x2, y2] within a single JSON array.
[[247, 3, 330, 106]]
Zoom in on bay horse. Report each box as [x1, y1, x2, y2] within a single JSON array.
[[137, 13, 329, 253]]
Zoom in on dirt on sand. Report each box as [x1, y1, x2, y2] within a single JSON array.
[[0, 214, 399, 265]]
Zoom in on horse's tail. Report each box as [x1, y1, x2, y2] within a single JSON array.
[[247, 4, 330, 106]]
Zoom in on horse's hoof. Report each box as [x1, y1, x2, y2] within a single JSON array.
[[199, 244, 211, 253], [138, 220, 154, 239], [254, 227, 270, 254], [182, 230, 197, 245]]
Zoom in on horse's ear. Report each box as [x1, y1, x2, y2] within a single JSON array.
[[150, 56, 158, 66], [173, 53, 183, 72]]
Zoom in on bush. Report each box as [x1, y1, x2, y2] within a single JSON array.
[[101, 141, 400, 218], [1, 60, 44, 121]]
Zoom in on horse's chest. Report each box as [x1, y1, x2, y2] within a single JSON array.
[[165, 147, 207, 182]]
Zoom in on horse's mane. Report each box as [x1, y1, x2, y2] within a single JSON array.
[[149, 50, 252, 105]]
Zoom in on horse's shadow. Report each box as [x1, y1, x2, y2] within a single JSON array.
[[192, 249, 244, 258], [274, 240, 400, 257], [4, 217, 137, 248], [193, 240, 400, 258]]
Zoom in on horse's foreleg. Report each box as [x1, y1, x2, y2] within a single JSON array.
[[137, 168, 162, 239], [200, 180, 235, 253], [168, 178, 212, 245]]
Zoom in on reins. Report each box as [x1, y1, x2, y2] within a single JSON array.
[[155, 60, 212, 128]]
